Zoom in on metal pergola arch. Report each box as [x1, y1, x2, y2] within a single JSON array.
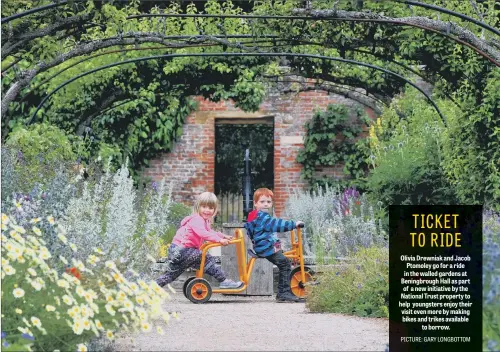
[[28, 52, 446, 126], [2, 28, 439, 122], [15, 36, 286, 101], [2, 0, 496, 133], [86, 78, 387, 129], [124, 13, 499, 66], [394, 0, 500, 37], [263, 78, 388, 110], [15, 35, 438, 103], [2, 1, 496, 111], [2, 0, 498, 38], [1, 0, 84, 23], [2, 2, 498, 66]]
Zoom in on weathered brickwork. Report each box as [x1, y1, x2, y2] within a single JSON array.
[[143, 91, 376, 217]]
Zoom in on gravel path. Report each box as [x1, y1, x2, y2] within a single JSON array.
[[114, 293, 389, 351]]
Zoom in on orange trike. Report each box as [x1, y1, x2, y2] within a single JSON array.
[[183, 224, 315, 303]]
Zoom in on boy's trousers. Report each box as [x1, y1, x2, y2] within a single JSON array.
[[264, 250, 292, 295]]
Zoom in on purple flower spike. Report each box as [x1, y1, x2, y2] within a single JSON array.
[[337, 187, 361, 215], [21, 333, 35, 341]]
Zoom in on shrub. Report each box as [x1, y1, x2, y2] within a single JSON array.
[[440, 70, 500, 211], [1, 146, 80, 209], [366, 90, 458, 206], [1, 152, 83, 257], [296, 104, 371, 191], [284, 185, 385, 261], [2, 147, 176, 276], [136, 181, 190, 260], [306, 246, 389, 318], [4, 124, 77, 195], [1, 213, 174, 352], [483, 210, 500, 351], [166, 202, 192, 229], [156, 202, 192, 259], [58, 160, 173, 279], [5, 123, 75, 164]]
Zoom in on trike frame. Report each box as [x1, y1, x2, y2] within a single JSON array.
[[183, 226, 314, 303]]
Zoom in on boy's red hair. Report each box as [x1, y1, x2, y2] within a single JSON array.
[[253, 188, 274, 203]]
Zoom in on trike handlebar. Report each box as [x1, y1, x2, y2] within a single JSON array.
[[199, 235, 242, 251]]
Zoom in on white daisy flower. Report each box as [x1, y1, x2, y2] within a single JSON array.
[[13, 287, 25, 298], [76, 343, 88, 352]]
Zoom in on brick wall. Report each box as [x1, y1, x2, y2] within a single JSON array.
[[143, 90, 376, 217]]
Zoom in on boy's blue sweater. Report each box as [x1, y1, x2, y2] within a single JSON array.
[[244, 210, 297, 257]]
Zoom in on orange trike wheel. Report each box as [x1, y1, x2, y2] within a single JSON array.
[[290, 266, 315, 298], [185, 278, 212, 304]]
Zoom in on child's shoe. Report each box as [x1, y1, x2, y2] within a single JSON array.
[[276, 292, 304, 303], [219, 279, 243, 289]]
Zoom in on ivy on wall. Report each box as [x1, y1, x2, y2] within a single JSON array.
[[296, 104, 371, 190]]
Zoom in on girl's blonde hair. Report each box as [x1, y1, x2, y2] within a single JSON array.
[[193, 192, 219, 217]]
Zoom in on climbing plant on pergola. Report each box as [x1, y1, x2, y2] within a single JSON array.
[[1, 0, 499, 183]]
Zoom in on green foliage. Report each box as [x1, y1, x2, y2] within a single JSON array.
[[366, 80, 499, 210], [93, 94, 197, 180], [441, 69, 500, 211], [6, 122, 75, 163], [166, 202, 192, 227], [1, 0, 498, 206], [296, 104, 370, 191], [366, 89, 458, 206], [306, 246, 389, 318], [284, 185, 386, 259], [2, 342, 32, 352], [2, 0, 275, 180], [483, 210, 500, 350], [252, 0, 498, 100], [4, 123, 78, 194], [230, 71, 267, 112], [160, 202, 192, 245]]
